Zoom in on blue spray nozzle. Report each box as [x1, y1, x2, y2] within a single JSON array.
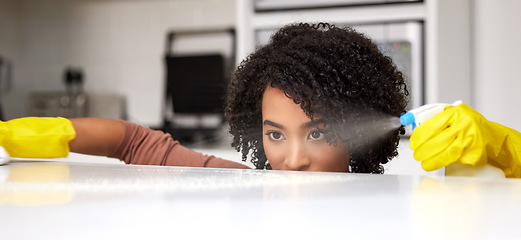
[[400, 112, 416, 129]]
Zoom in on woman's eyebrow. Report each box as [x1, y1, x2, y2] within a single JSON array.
[[301, 119, 326, 129], [263, 120, 284, 129]]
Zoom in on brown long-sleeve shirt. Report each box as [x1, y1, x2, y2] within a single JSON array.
[[109, 121, 250, 169]]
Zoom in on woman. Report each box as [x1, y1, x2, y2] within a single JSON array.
[[225, 22, 407, 173], [1, 23, 408, 173]]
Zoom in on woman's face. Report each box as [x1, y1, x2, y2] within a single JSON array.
[[261, 86, 350, 172]]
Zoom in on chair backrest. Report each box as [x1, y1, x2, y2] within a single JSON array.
[[165, 54, 226, 114]]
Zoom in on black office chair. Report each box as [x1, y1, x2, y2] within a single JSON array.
[[162, 28, 236, 144]]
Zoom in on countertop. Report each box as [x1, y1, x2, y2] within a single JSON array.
[[1, 159, 520, 240]]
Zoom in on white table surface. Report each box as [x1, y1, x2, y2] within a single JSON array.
[[1, 159, 520, 240]]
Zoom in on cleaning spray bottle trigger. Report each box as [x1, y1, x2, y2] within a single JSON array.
[[399, 100, 462, 130]]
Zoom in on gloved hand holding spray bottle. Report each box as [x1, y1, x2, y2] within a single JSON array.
[[400, 101, 521, 178]]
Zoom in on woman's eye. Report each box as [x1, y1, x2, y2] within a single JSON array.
[[309, 130, 324, 140], [267, 131, 284, 141]]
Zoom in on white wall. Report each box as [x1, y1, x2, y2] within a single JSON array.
[[2, 0, 521, 130], [473, 0, 521, 131], [0, 0, 19, 60], [1, 0, 235, 127], [0, 0, 20, 106], [425, 0, 471, 105]]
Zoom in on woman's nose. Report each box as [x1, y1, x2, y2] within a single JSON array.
[[285, 142, 311, 171]]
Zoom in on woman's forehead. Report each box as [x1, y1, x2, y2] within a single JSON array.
[[261, 86, 319, 125]]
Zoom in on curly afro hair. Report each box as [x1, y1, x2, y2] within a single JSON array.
[[225, 22, 408, 173]]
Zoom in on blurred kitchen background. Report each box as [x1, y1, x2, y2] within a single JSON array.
[[0, 0, 520, 174]]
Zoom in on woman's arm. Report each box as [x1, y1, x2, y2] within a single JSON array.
[[69, 118, 126, 156], [2, 117, 250, 169]]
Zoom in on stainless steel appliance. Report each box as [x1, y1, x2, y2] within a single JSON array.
[[255, 21, 423, 110], [254, 0, 422, 11]]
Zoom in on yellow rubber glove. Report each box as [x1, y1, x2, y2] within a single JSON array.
[[0, 117, 76, 158], [410, 103, 521, 178]]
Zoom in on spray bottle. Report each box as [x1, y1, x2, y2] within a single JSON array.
[[0, 146, 11, 165], [399, 101, 505, 178]]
